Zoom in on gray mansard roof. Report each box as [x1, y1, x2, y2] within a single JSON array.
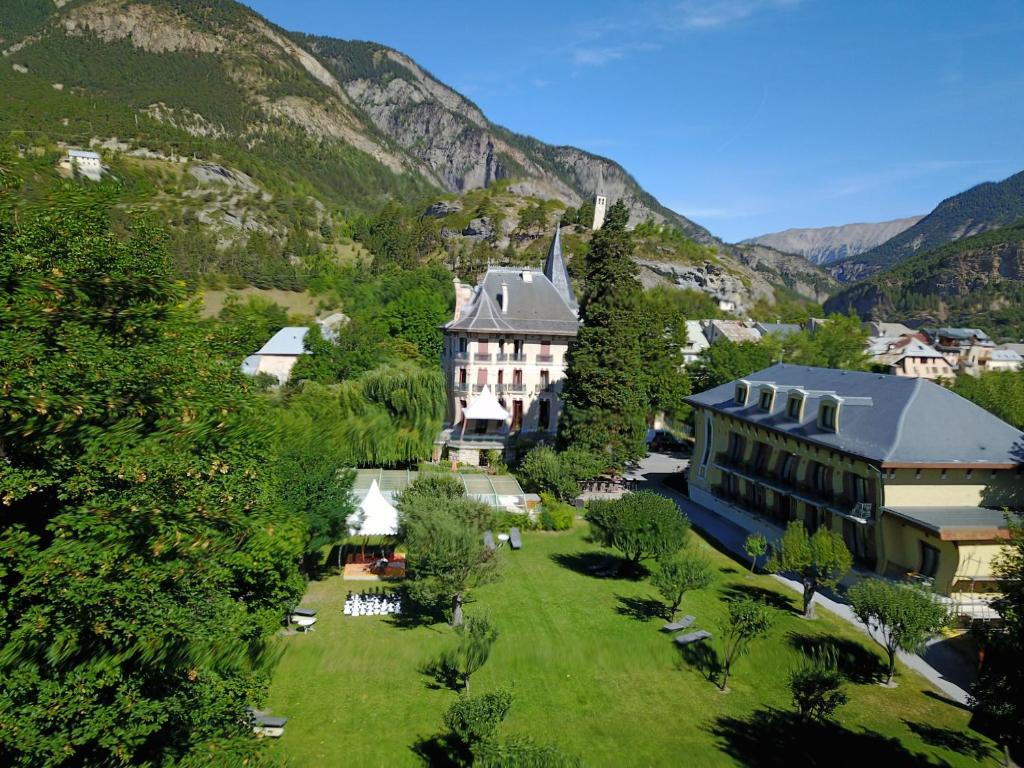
[[444, 267, 580, 336], [685, 363, 1024, 466], [544, 225, 578, 312]]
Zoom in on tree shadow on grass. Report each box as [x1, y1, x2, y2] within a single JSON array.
[[787, 632, 885, 684], [550, 551, 638, 579], [675, 638, 722, 684], [419, 655, 462, 693], [903, 721, 994, 762], [720, 583, 799, 615], [615, 595, 666, 622], [710, 708, 937, 767], [410, 733, 465, 767]]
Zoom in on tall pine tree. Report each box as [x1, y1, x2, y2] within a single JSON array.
[[558, 201, 650, 469]]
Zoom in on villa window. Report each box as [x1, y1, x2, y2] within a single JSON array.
[[820, 403, 836, 430], [727, 432, 746, 462], [919, 543, 940, 579], [699, 413, 713, 479], [787, 396, 803, 420], [758, 388, 774, 411], [458, 337, 468, 354], [458, 368, 467, 384], [539, 400, 551, 430], [734, 383, 748, 406]]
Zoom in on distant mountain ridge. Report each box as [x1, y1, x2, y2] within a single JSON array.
[[743, 217, 922, 265], [828, 170, 1024, 282], [824, 220, 1024, 339]]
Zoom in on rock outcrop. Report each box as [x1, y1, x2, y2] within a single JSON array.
[[743, 217, 923, 265]]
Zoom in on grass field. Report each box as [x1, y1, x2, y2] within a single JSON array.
[[197, 287, 326, 319], [267, 526, 996, 767]]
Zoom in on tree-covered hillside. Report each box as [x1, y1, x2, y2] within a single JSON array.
[[825, 220, 1024, 339], [830, 170, 1024, 282]]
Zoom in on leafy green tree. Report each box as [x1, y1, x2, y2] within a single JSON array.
[[444, 689, 513, 754], [0, 196, 305, 766], [400, 473, 467, 503], [558, 201, 650, 469], [784, 312, 869, 370], [848, 579, 950, 686], [517, 446, 579, 502], [689, 339, 781, 392], [767, 522, 852, 618], [789, 647, 848, 721], [586, 491, 690, 570], [971, 520, 1024, 764], [214, 293, 290, 358], [719, 598, 774, 691], [401, 496, 497, 625], [380, 285, 450, 360], [953, 371, 1024, 430], [651, 550, 714, 620], [290, 319, 389, 383], [435, 615, 499, 694], [743, 533, 769, 574]]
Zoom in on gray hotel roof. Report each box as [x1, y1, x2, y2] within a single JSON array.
[[444, 269, 580, 335], [685, 363, 1024, 465]]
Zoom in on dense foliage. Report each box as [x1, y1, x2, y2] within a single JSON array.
[[718, 598, 773, 692], [0, 194, 305, 765], [516, 445, 604, 503], [767, 522, 852, 618], [651, 550, 714, 620], [586, 491, 690, 569], [951, 371, 1024, 430], [789, 648, 847, 722]]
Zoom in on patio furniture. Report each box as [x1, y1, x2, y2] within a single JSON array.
[[248, 709, 288, 738], [291, 608, 317, 618], [674, 630, 711, 646], [509, 527, 522, 550], [661, 615, 695, 632], [295, 616, 318, 632], [483, 531, 496, 550]]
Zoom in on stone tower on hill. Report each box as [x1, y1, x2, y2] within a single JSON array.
[[592, 192, 607, 230]]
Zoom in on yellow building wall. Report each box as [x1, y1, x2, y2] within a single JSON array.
[[882, 468, 1021, 508]]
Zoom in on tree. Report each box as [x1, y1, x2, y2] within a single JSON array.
[[400, 473, 467, 503], [953, 371, 1024, 430], [789, 647, 847, 721], [586, 491, 690, 570], [401, 495, 497, 625], [767, 522, 852, 618], [719, 598, 773, 691], [651, 550, 714, 620], [517, 445, 601, 502], [435, 615, 499, 694], [380, 285, 450, 360], [689, 339, 781, 392], [0, 196, 305, 765], [783, 312, 869, 370], [971, 518, 1024, 765], [743, 533, 769, 574], [214, 293, 289, 359], [558, 200, 649, 469], [848, 579, 950, 686], [444, 689, 513, 754]]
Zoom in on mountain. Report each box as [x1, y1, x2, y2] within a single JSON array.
[[828, 170, 1024, 282], [743, 217, 922, 265], [824, 220, 1024, 339], [0, 0, 830, 310]]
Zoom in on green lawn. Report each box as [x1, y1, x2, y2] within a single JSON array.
[[267, 526, 996, 766]]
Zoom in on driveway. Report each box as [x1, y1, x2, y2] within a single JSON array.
[[627, 451, 973, 706]]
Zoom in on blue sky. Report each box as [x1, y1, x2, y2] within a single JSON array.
[[243, 0, 1024, 242]]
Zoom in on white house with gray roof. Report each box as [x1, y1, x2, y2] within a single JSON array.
[[686, 364, 1023, 615], [439, 227, 579, 464]]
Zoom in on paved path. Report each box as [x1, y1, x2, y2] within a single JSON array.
[[627, 452, 973, 706]]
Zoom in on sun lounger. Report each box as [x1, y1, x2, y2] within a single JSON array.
[[509, 527, 522, 550], [295, 616, 317, 632], [249, 710, 289, 738], [661, 615, 695, 632], [483, 531, 496, 550], [674, 630, 711, 646], [291, 607, 317, 618]]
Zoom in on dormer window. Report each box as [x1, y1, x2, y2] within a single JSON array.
[[735, 381, 751, 406], [818, 394, 842, 432], [758, 385, 776, 411], [786, 391, 806, 421]]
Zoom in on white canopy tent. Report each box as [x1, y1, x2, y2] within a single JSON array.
[[461, 385, 510, 428], [347, 479, 399, 537]]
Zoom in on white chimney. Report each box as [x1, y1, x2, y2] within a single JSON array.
[[500, 281, 509, 313]]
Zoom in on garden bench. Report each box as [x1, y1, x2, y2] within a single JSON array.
[[674, 630, 711, 646], [661, 615, 695, 632], [509, 527, 522, 550]]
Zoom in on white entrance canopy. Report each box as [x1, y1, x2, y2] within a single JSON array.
[[462, 385, 511, 422], [347, 480, 398, 536]]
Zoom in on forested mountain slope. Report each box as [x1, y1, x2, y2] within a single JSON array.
[[824, 220, 1024, 339], [829, 170, 1024, 282]]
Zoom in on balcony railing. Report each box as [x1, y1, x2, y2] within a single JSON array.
[[453, 381, 469, 393], [472, 384, 487, 392], [453, 350, 469, 361], [536, 382, 555, 394], [498, 383, 526, 394], [474, 353, 492, 362], [536, 354, 554, 363]]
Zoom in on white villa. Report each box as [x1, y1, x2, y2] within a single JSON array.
[[59, 149, 102, 181], [438, 227, 580, 465]]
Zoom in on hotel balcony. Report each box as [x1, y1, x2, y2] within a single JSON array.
[[474, 353, 492, 362], [496, 352, 527, 362], [453, 351, 469, 362], [536, 354, 554, 363], [497, 383, 526, 394], [453, 381, 470, 394]]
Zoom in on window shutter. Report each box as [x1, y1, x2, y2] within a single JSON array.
[[476, 368, 487, 386]]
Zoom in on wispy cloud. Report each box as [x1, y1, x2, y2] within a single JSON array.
[[663, 0, 801, 30], [822, 160, 1001, 200], [572, 41, 661, 68]]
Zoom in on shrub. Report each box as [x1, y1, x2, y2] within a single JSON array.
[[789, 648, 847, 721], [443, 689, 513, 748], [538, 493, 576, 531]]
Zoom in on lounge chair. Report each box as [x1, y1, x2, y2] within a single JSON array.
[[674, 630, 711, 646], [661, 615, 695, 632], [509, 527, 522, 550], [248, 709, 288, 738], [291, 607, 317, 618], [295, 616, 318, 633], [483, 530, 496, 550]]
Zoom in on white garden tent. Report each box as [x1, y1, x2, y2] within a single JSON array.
[[347, 479, 399, 537], [461, 385, 510, 423]]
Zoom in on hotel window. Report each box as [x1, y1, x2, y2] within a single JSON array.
[[458, 337, 468, 354], [735, 383, 748, 405], [812, 463, 830, 494], [538, 399, 551, 430], [820, 403, 836, 430], [699, 413, 713, 479], [779, 453, 797, 483], [727, 432, 746, 462], [787, 396, 803, 420], [758, 388, 774, 411], [919, 542, 940, 578], [458, 368, 467, 384]]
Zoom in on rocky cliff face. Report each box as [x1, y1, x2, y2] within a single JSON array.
[[732, 243, 838, 303], [743, 217, 922, 265]]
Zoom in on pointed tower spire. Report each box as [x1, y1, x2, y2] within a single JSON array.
[[544, 220, 577, 312]]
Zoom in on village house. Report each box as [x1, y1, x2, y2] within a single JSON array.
[[705, 319, 761, 345], [926, 327, 994, 370], [753, 321, 801, 340], [240, 313, 347, 385], [438, 227, 580, 465], [863, 321, 915, 338], [867, 336, 955, 381], [685, 364, 1022, 618], [983, 348, 1024, 373], [682, 319, 711, 364], [59, 148, 103, 181]]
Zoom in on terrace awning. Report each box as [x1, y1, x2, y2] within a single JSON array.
[[462, 385, 510, 422]]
